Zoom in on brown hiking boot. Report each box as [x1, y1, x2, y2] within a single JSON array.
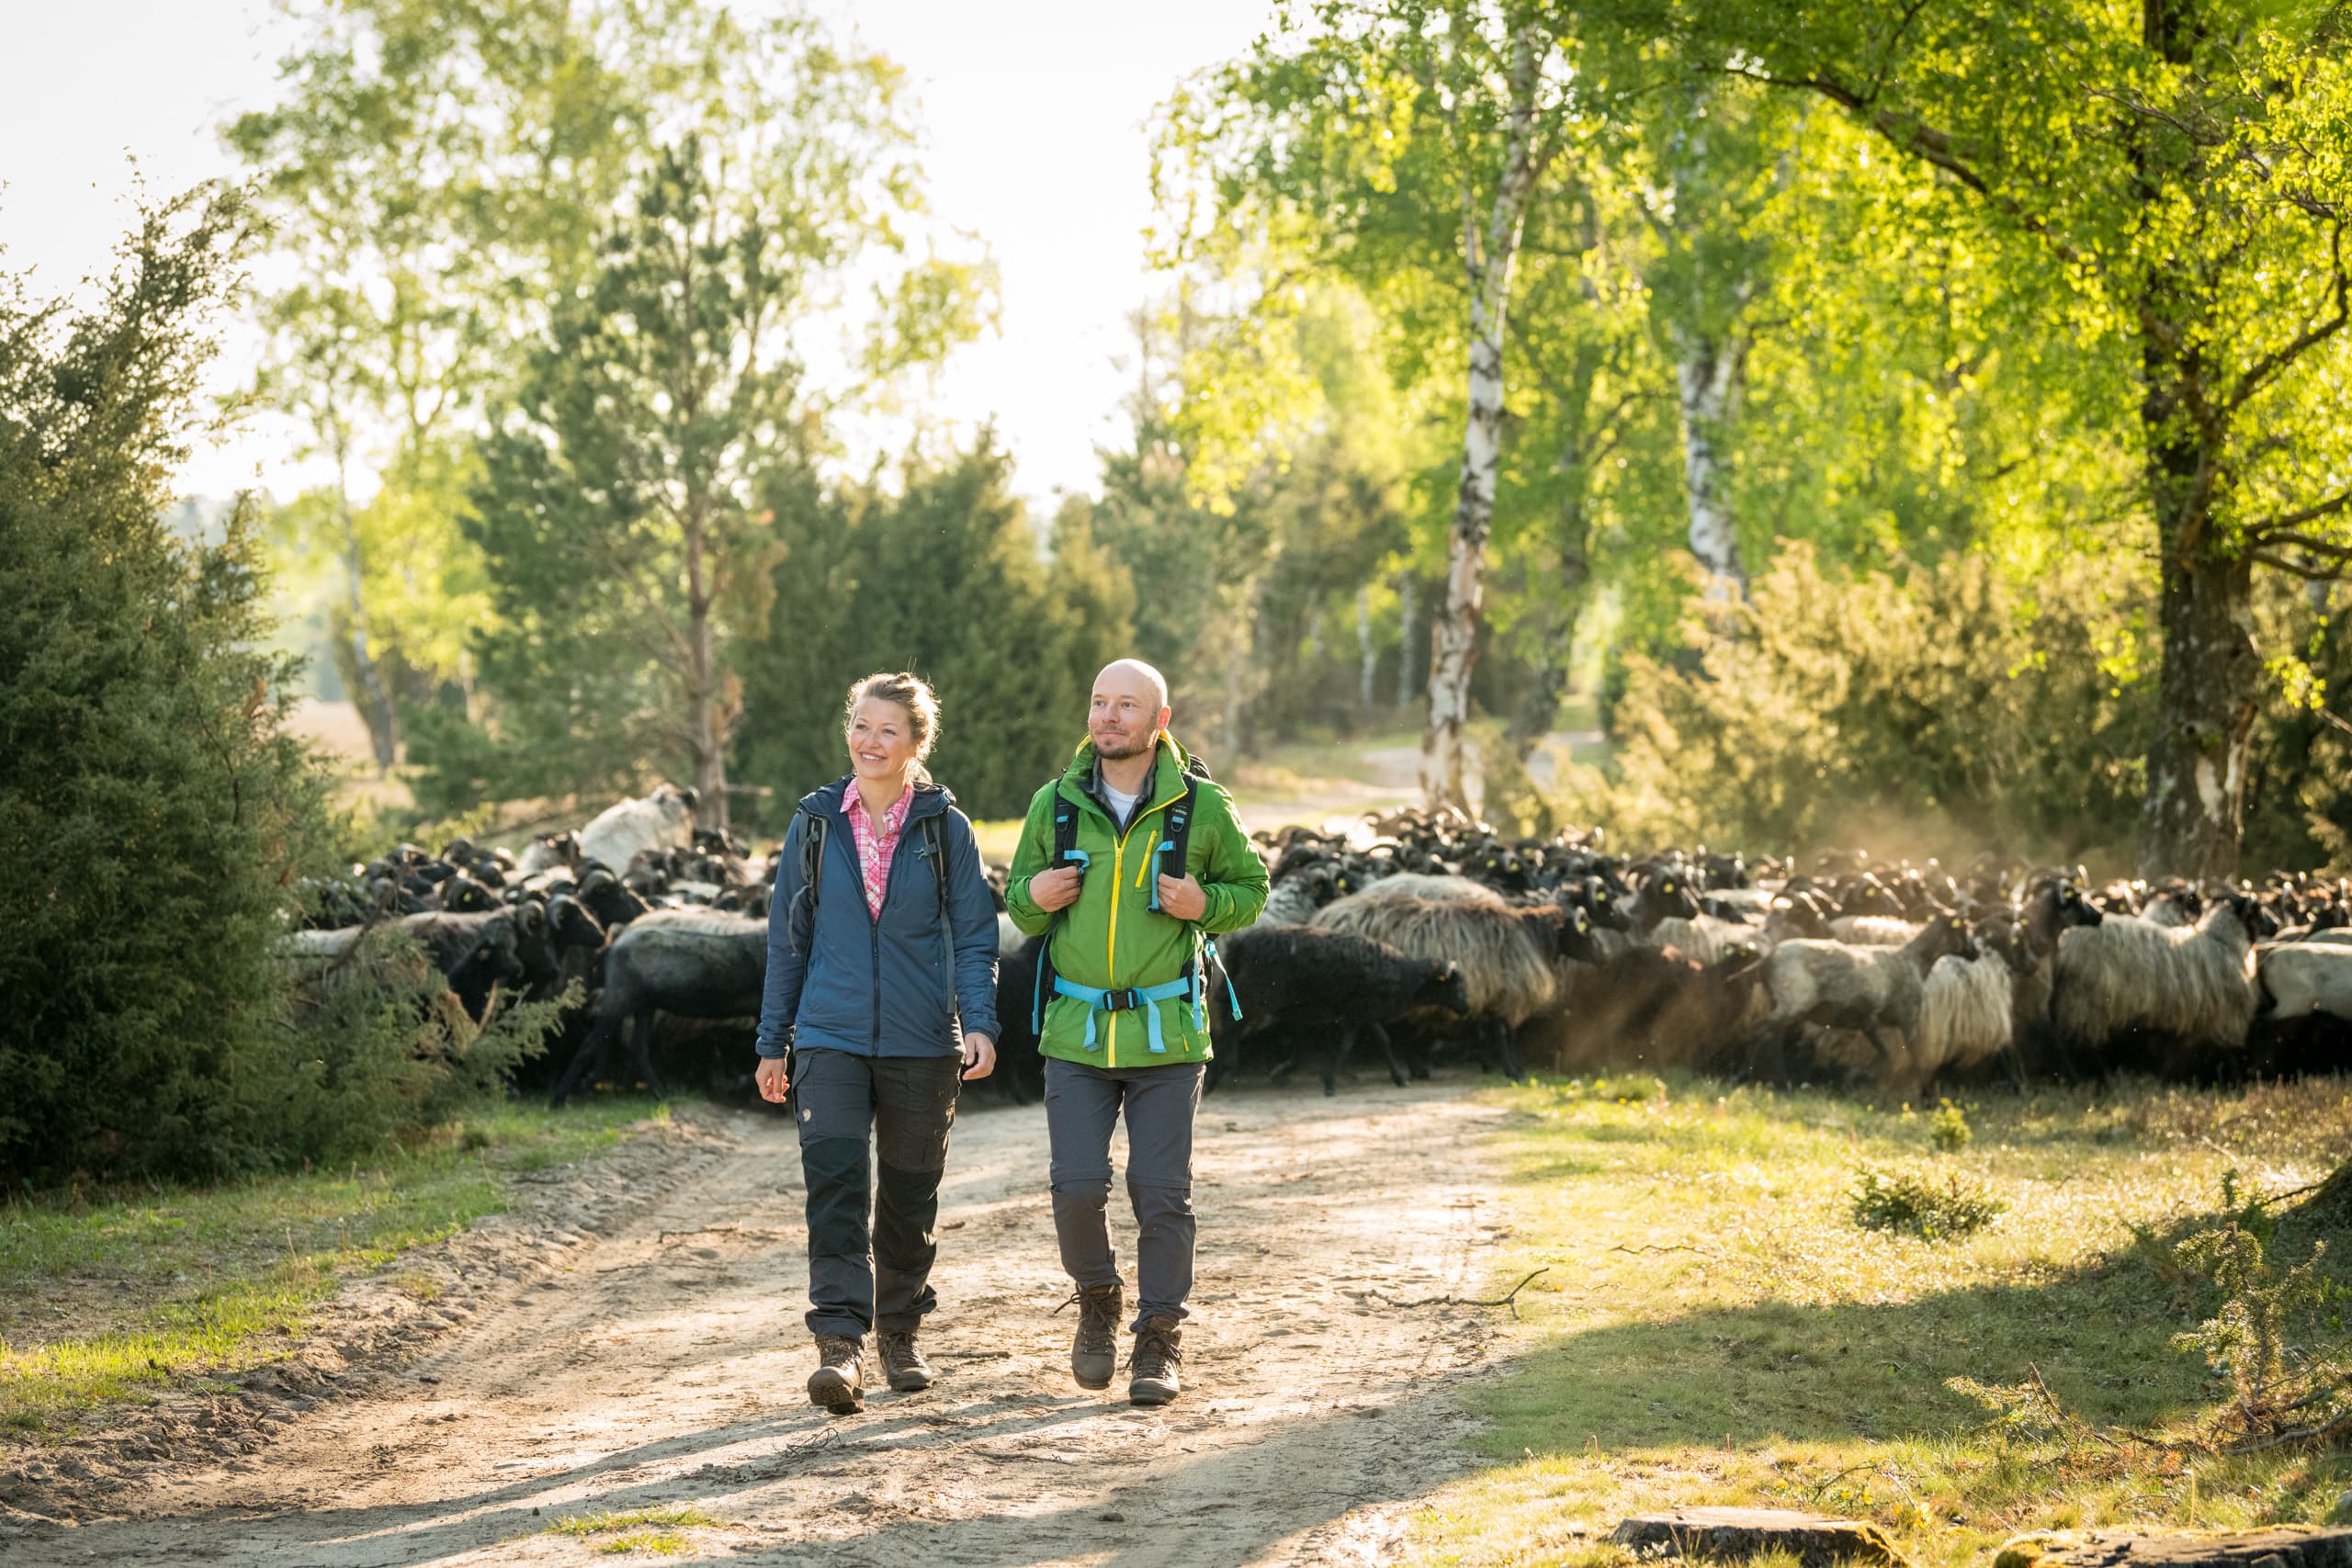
[[1063, 1282, 1122, 1390], [877, 1329, 932, 1393], [807, 1335, 864, 1415], [1128, 1314, 1182, 1406]]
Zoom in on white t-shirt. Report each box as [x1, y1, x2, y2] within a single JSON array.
[[1100, 779, 1141, 825]]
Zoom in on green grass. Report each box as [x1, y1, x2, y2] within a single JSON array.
[[0, 1098, 666, 1437], [1409, 1075, 2352, 1567], [550, 1506, 718, 1555]]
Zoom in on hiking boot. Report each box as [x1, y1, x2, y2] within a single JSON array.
[[877, 1329, 932, 1393], [807, 1335, 865, 1415], [1128, 1314, 1182, 1406], [1064, 1282, 1122, 1391]]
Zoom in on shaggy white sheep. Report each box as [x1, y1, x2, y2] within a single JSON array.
[[579, 784, 698, 870]]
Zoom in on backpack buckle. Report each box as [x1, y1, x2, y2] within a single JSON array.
[[1099, 987, 1142, 1012]]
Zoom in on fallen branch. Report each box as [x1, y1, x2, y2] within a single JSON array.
[[2217, 1403, 2352, 1455], [1367, 1267, 1550, 1319], [1611, 1243, 1723, 1259]]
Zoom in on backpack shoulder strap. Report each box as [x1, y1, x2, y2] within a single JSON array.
[[787, 807, 830, 955], [921, 809, 957, 1007], [1148, 767, 1204, 917], [922, 812, 951, 926]]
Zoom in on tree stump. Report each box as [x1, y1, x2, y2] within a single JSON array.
[[2001, 1528, 2352, 1568], [1610, 1506, 1905, 1567]]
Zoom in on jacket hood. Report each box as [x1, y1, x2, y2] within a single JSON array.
[[798, 774, 956, 819]]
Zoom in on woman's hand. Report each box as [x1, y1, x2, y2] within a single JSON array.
[[960, 1032, 997, 1081], [755, 1055, 790, 1103]]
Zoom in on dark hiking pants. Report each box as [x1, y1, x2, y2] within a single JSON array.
[[792, 1048, 962, 1343], [1043, 1056, 1204, 1330]]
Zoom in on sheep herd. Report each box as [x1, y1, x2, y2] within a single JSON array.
[[1237, 810, 2351, 1099], [286, 786, 2352, 1105]]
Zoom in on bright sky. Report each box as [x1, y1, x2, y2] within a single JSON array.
[[0, 0, 1276, 504]]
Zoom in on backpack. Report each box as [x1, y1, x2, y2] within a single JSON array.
[[1031, 753, 1239, 1040]]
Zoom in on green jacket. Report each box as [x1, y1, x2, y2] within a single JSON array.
[[1005, 735, 1268, 1068]]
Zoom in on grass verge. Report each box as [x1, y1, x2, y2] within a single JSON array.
[[549, 1505, 718, 1555], [0, 1097, 666, 1438], [1410, 1074, 2352, 1566]]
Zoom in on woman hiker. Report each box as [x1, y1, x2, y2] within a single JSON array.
[[753, 671, 1001, 1415]]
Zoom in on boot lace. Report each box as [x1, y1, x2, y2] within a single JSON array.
[[1132, 1319, 1182, 1380]]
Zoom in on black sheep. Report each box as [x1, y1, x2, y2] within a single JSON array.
[[549, 908, 766, 1106], [989, 935, 1048, 1105], [1211, 923, 1471, 1094]]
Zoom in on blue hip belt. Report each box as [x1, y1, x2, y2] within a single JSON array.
[[1051, 975, 1198, 1054]]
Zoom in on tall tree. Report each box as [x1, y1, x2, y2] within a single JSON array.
[[1160, 0, 1588, 809], [1591, 0, 2352, 874], [1495, 170, 1665, 757], [229, 0, 613, 767], [234, 0, 984, 783], [462, 91, 972, 828], [0, 193, 338, 1181]]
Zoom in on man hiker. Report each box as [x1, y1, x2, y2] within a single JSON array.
[[1004, 660, 1268, 1404]]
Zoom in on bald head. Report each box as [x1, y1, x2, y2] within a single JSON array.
[[1089, 659, 1171, 761], [1097, 660, 1168, 713]]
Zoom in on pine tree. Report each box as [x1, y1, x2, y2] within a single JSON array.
[[735, 440, 1134, 824]]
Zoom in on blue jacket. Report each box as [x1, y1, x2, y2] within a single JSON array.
[[754, 778, 1000, 1059]]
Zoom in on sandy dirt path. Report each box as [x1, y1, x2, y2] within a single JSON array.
[[12, 1078, 1510, 1566]]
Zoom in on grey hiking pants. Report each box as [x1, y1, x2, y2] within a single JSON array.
[[791, 1047, 962, 1343], [1043, 1056, 1205, 1329]]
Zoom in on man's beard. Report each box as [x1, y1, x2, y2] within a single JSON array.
[[1091, 728, 1153, 761]]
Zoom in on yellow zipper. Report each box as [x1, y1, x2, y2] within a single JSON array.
[[1101, 776, 1183, 1067]]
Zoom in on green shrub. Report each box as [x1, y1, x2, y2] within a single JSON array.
[[268, 934, 572, 1168], [1849, 1167, 2005, 1240], [1555, 541, 2153, 868], [1930, 1098, 1973, 1154], [1556, 539, 2352, 874]]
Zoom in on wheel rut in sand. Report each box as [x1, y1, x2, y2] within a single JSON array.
[[9, 1078, 1510, 1567]]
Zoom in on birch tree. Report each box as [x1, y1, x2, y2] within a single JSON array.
[[1159, 0, 1590, 809], [1422, 17, 1566, 808]]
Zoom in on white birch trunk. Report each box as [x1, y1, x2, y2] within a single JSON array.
[[1420, 25, 1555, 812], [1357, 584, 1377, 712], [1675, 322, 1748, 608]]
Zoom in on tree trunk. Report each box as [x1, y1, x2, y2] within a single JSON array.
[[2136, 544, 2256, 879], [1357, 584, 1377, 712], [1421, 26, 1554, 812], [1396, 574, 1419, 707], [1506, 490, 1593, 761], [1221, 647, 1246, 759], [332, 458, 399, 774], [684, 513, 729, 834], [1675, 321, 1748, 608], [2130, 0, 2255, 882], [2133, 350, 2256, 878]]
